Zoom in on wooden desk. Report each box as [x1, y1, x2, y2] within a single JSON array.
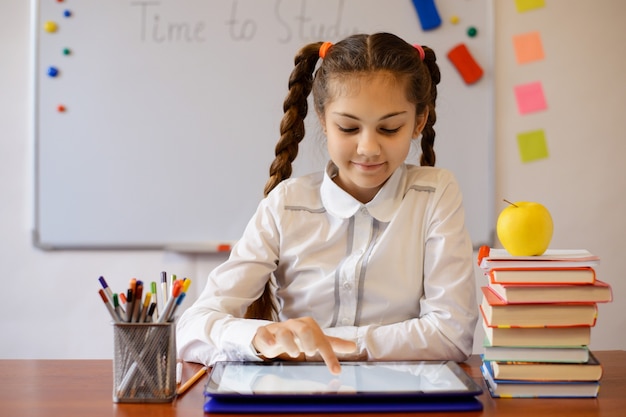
[[1, 350, 624, 416]]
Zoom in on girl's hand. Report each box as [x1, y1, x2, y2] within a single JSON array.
[[252, 317, 357, 375]]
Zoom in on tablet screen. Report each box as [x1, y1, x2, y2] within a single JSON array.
[[205, 361, 482, 398]]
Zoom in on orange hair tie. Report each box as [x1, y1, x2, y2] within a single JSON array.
[[319, 41, 333, 59]]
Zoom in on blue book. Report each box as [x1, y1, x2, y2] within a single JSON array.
[[481, 361, 600, 398]]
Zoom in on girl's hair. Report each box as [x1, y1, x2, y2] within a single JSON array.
[[244, 32, 441, 321]]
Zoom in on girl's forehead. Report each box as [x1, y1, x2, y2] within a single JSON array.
[[326, 71, 408, 100]]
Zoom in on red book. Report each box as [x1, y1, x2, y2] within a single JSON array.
[[487, 267, 596, 285], [487, 280, 612, 304], [480, 287, 597, 328]]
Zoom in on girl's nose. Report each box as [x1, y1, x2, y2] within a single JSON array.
[[356, 131, 381, 157]]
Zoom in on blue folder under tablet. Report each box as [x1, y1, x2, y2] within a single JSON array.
[[203, 360, 483, 413]]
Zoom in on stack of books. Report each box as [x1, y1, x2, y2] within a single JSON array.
[[476, 246, 613, 398]]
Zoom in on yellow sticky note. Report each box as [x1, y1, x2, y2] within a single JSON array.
[[515, 0, 546, 13], [517, 130, 549, 163], [513, 31, 545, 64]]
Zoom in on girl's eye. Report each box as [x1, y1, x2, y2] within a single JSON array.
[[380, 127, 401, 134], [338, 126, 358, 133]]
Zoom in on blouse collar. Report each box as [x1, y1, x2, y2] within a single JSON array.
[[320, 161, 406, 222]]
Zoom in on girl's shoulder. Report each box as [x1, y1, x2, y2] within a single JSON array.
[[266, 171, 325, 208], [404, 164, 459, 188]]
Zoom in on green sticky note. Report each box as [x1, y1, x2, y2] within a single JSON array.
[[515, 0, 546, 13], [517, 129, 549, 162]]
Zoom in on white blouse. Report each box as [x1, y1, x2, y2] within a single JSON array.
[[176, 162, 478, 365]]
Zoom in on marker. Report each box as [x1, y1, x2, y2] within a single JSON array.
[[145, 302, 157, 323], [98, 289, 119, 322], [170, 275, 178, 297], [131, 281, 143, 323], [139, 292, 151, 323], [119, 292, 127, 315], [170, 279, 182, 299], [98, 276, 114, 303], [158, 285, 183, 323], [169, 292, 186, 320], [113, 293, 125, 322], [150, 281, 159, 318], [160, 271, 168, 309], [182, 278, 192, 294]]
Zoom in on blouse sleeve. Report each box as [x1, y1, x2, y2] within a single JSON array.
[[175, 194, 282, 366]]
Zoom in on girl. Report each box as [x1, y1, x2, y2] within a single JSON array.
[[177, 32, 477, 375]]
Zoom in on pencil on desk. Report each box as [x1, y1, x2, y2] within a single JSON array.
[[176, 366, 207, 396]]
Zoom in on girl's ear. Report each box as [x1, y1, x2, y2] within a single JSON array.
[[413, 109, 429, 138]]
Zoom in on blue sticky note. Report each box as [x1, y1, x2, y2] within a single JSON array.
[[412, 0, 442, 31]]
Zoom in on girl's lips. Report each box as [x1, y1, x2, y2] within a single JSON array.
[[353, 161, 385, 171]]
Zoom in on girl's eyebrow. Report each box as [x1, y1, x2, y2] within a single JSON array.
[[331, 111, 408, 121]]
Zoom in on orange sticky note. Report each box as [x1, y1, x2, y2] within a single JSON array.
[[517, 129, 549, 163], [515, 0, 546, 13], [514, 81, 547, 115], [513, 31, 545, 64]]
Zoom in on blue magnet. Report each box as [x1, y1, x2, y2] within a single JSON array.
[[411, 0, 442, 31], [47, 66, 59, 77], [64, 10, 72, 18]]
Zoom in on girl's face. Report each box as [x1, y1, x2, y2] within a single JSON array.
[[321, 72, 427, 203]]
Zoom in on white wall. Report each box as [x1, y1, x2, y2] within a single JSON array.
[[1, 0, 624, 359]]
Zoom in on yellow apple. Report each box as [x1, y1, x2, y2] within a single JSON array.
[[496, 200, 553, 256]]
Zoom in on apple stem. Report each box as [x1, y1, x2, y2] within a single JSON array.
[[503, 199, 518, 208]]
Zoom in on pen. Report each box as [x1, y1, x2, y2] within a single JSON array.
[[182, 278, 192, 294], [150, 281, 159, 319], [98, 276, 114, 303], [98, 289, 119, 322], [176, 366, 207, 396], [145, 302, 157, 323], [119, 292, 127, 310], [131, 280, 143, 323], [127, 278, 137, 323], [160, 271, 168, 313], [139, 292, 151, 323], [113, 293, 125, 322], [157, 285, 183, 323]]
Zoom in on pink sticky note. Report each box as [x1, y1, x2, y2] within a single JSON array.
[[513, 31, 545, 64], [514, 81, 547, 115]]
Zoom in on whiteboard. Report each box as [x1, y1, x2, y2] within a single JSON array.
[[33, 0, 494, 251]]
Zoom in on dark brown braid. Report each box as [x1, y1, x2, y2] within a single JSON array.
[[418, 46, 441, 167], [245, 42, 323, 320], [246, 33, 441, 321], [263, 42, 324, 198]]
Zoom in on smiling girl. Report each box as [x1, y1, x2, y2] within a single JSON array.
[[177, 32, 478, 375]]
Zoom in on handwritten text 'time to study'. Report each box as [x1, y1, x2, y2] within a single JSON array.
[[130, 0, 360, 44]]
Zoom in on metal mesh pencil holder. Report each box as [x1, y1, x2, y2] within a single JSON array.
[[112, 321, 176, 403]]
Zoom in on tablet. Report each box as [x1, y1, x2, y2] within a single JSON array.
[[204, 360, 482, 399]]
